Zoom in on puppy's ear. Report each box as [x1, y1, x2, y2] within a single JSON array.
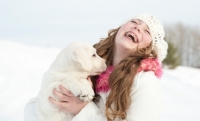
[[71, 47, 92, 71]]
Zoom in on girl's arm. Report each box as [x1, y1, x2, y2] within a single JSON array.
[[50, 85, 107, 120]]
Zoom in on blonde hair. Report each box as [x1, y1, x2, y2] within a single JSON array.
[[92, 27, 157, 121]]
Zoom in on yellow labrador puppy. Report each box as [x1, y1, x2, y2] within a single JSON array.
[[36, 41, 107, 121]]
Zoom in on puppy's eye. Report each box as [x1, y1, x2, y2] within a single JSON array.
[[92, 54, 96, 57]]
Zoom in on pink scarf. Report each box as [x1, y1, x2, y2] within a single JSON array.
[[137, 58, 163, 78], [95, 58, 163, 93], [95, 66, 114, 93]]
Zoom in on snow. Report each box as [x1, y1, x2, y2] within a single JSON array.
[[161, 68, 200, 121], [0, 41, 200, 121]]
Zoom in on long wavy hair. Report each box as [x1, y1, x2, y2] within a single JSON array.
[[92, 27, 157, 121]]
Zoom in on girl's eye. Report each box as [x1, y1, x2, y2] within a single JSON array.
[[146, 30, 150, 35]]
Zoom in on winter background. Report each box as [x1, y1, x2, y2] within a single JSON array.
[[0, 0, 200, 121]]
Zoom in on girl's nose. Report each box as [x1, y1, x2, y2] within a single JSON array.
[[134, 25, 141, 33]]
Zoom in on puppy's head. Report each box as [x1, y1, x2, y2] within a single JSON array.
[[70, 42, 107, 75]]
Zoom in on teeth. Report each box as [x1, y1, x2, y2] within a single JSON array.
[[125, 32, 138, 43]]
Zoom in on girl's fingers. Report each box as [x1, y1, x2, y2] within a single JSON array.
[[49, 97, 68, 108], [59, 85, 74, 96], [49, 96, 89, 115], [53, 88, 69, 102], [57, 86, 83, 104]]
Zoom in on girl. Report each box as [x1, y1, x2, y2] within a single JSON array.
[[25, 13, 168, 121]]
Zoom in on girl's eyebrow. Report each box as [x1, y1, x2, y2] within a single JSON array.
[[137, 19, 150, 30]]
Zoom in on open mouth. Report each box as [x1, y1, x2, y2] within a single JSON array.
[[125, 31, 138, 43]]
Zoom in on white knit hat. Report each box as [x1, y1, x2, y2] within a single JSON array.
[[133, 13, 168, 62]]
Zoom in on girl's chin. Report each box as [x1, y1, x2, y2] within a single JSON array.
[[123, 41, 138, 48], [120, 44, 137, 52]]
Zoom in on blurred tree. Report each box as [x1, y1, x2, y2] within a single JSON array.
[[163, 41, 180, 69], [164, 23, 200, 68]]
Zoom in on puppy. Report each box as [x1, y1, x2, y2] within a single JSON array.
[[36, 41, 107, 121]]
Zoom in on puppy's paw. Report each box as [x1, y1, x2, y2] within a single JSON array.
[[77, 79, 94, 101], [77, 87, 94, 101], [66, 81, 94, 101]]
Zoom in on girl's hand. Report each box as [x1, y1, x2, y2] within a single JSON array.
[[49, 77, 92, 115], [49, 85, 90, 115]]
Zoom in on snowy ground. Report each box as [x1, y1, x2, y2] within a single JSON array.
[[0, 41, 200, 121]]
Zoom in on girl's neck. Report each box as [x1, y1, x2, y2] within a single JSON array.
[[113, 49, 130, 66]]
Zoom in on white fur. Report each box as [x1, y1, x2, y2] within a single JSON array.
[[36, 41, 107, 121]]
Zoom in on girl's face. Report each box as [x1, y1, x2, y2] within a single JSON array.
[[115, 19, 152, 53]]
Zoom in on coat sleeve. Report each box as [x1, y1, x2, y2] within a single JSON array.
[[24, 97, 40, 121], [72, 71, 163, 121], [71, 101, 107, 121]]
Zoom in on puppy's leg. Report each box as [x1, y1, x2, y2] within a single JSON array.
[[78, 79, 95, 101], [61, 78, 94, 102]]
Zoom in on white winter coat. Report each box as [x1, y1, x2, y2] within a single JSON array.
[[24, 71, 163, 121]]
